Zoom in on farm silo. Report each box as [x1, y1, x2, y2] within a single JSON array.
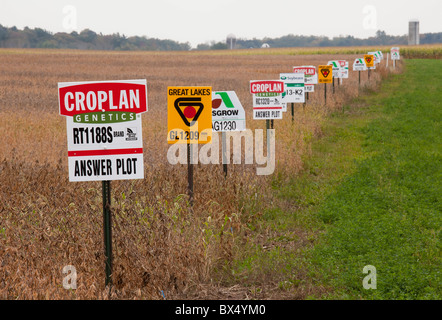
[[408, 20, 420, 45]]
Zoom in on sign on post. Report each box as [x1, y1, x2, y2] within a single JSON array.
[[377, 51, 383, 61], [353, 58, 367, 71], [250, 80, 284, 120], [338, 60, 349, 79], [211, 91, 246, 132], [280, 73, 305, 104], [58, 80, 148, 182], [368, 52, 381, 65], [318, 65, 333, 83], [293, 66, 317, 92], [212, 91, 246, 177], [328, 61, 342, 78], [364, 54, 375, 68], [167, 87, 212, 144], [391, 47, 400, 60]]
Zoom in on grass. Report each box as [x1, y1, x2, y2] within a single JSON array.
[[311, 59, 441, 299], [235, 59, 441, 299]]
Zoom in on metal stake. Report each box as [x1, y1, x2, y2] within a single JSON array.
[[187, 143, 194, 206], [102, 180, 112, 288], [222, 132, 227, 177], [324, 83, 327, 106], [291, 103, 294, 122]]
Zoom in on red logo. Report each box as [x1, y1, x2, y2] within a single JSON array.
[[59, 81, 148, 116], [320, 69, 330, 78], [250, 80, 284, 94], [174, 97, 204, 126]]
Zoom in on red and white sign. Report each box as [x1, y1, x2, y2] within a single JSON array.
[[250, 80, 284, 120], [58, 80, 148, 182], [293, 65, 317, 92], [59, 80, 148, 117], [293, 66, 317, 81], [338, 60, 349, 79], [391, 47, 400, 60], [250, 80, 284, 94]]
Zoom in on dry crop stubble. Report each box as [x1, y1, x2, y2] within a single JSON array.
[[0, 49, 394, 299]]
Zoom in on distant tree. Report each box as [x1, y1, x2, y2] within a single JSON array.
[[196, 43, 210, 50], [0, 24, 8, 41], [79, 29, 97, 43], [210, 42, 228, 50], [0, 25, 439, 51], [420, 32, 442, 44]]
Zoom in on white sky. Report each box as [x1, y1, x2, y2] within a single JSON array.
[[0, 0, 440, 48]]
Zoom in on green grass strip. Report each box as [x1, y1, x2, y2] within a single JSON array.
[[312, 59, 441, 299]]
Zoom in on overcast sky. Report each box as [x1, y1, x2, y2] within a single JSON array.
[[1, 0, 440, 47]]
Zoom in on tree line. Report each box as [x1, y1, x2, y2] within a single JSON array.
[[0, 25, 440, 51]]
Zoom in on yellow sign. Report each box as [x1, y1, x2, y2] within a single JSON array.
[[318, 65, 333, 83], [168, 86, 212, 144], [364, 54, 374, 68]]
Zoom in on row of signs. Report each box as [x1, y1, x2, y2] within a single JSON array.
[[249, 47, 401, 120], [58, 81, 247, 181], [58, 48, 400, 182]]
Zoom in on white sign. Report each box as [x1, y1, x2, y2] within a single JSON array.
[[293, 65, 316, 93], [212, 91, 246, 132], [250, 80, 284, 120], [252, 94, 283, 119], [305, 84, 314, 92], [328, 61, 342, 78], [377, 51, 384, 60], [338, 60, 349, 79], [391, 47, 400, 60], [280, 73, 305, 103], [368, 52, 381, 64], [293, 66, 318, 84], [353, 58, 367, 71], [58, 80, 148, 182]]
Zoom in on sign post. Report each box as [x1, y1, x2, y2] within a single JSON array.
[[187, 143, 194, 205], [391, 47, 400, 69], [211, 91, 246, 177], [168, 86, 212, 206], [58, 79, 149, 288], [353, 58, 367, 88], [280, 72, 305, 118], [364, 54, 375, 80], [328, 61, 341, 93], [291, 103, 294, 122], [293, 66, 316, 113], [102, 180, 112, 287], [250, 80, 284, 120], [250, 80, 283, 161], [338, 60, 349, 84], [318, 65, 333, 105]]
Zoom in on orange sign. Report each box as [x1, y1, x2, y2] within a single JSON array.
[[364, 54, 374, 68], [318, 65, 333, 83], [167, 86, 212, 144]]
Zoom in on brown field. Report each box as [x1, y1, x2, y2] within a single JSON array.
[[0, 48, 400, 299]]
